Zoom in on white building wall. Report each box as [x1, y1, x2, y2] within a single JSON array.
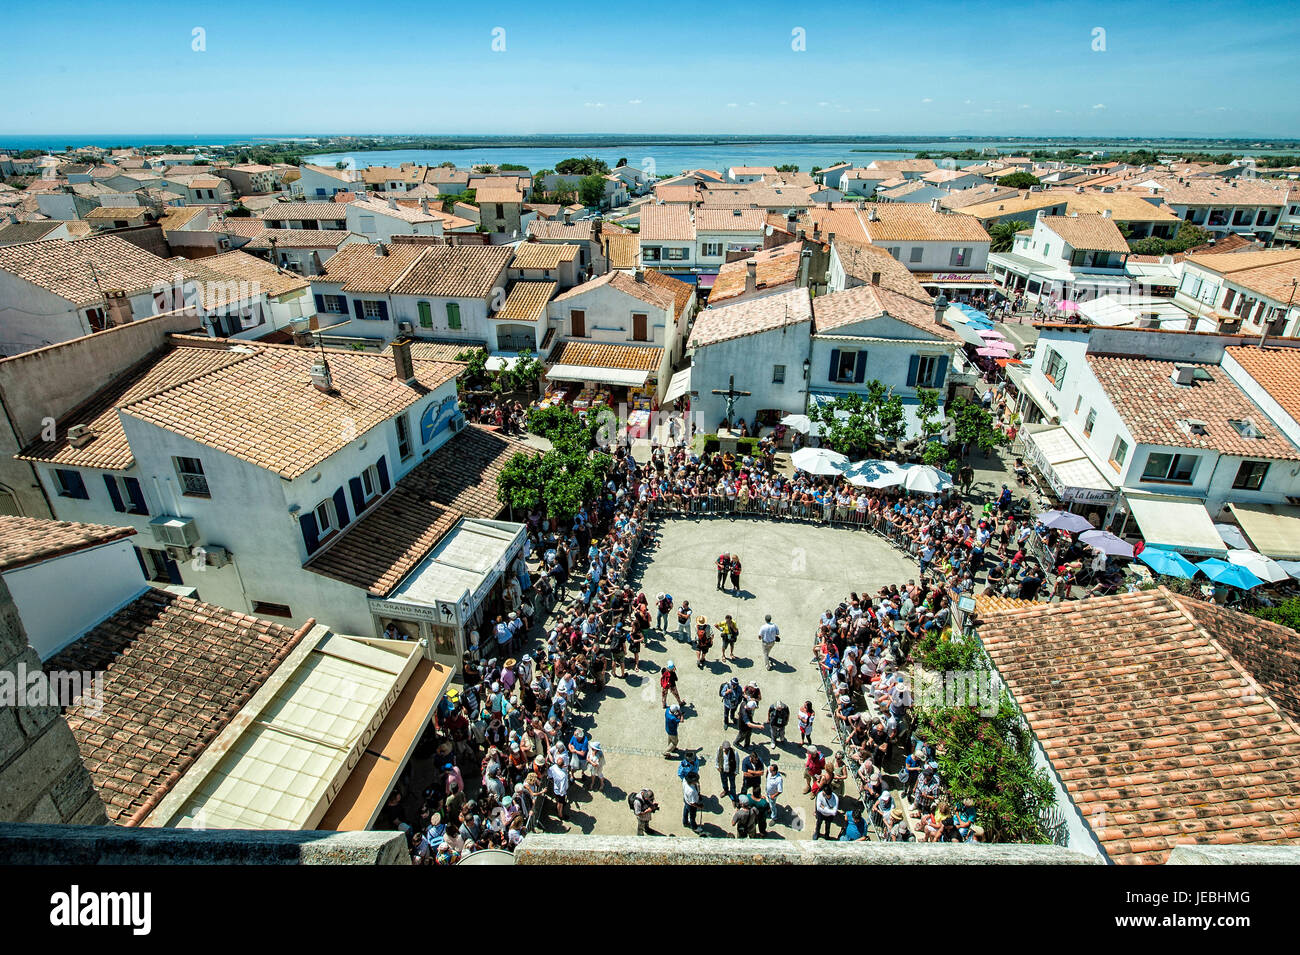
[[689, 322, 811, 429]]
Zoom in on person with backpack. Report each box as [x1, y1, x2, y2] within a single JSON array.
[[719, 677, 742, 728], [716, 740, 739, 805], [660, 661, 684, 708], [630, 788, 658, 835], [767, 700, 790, 744], [718, 614, 739, 661], [716, 552, 731, 590], [694, 615, 713, 669], [731, 802, 759, 839], [656, 592, 673, 631]]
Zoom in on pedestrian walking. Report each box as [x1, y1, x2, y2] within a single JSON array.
[[627, 626, 642, 672], [656, 592, 673, 631], [719, 676, 742, 728], [660, 661, 684, 708], [716, 740, 739, 804], [765, 762, 785, 821], [664, 703, 683, 757], [676, 600, 692, 642], [758, 614, 781, 671], [630, 788, 658, 835], [798, 700, 815, 746], [718, 614, 739, 660], [695, 615, 713, 668], [682, 772, 702, 832]]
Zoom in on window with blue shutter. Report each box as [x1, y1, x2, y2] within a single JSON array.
[[124, 477, 148, 515], [376, 300, 389, 322], [353, 298, 364, 321], [349, 477, 365, 515], [377, 456, 390, 493], [854, 351, 869, 384], [827, 348, 840, 383], [103, 474, 125, 512], [906, 355, 921, 387], [332, 487, 350, 530], [300, 511, 320, 554], [54, 469, 88, 500], [933, 355, 948, 390], [314, 294, 326, 313]]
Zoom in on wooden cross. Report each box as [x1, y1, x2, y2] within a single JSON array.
[[711, 374, 751, 429]]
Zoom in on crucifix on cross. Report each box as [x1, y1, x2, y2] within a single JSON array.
[[711, 374, 751, 431]]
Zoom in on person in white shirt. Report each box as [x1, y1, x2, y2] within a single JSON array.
[[547, 756, 570, 824], [765, 763, 785, 821], [814, 786, 839, 840], [758, 615, 781, 671]]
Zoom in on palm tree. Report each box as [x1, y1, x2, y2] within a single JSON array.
[[988, 219, 1031, 253]]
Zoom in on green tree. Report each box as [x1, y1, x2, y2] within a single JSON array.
[[556, 155, 609, 176], [578, 173, 607, 207], [987, 219, 1030, 253], [948, 395, 1007, 457], [996, 171, 1041, 189], [775, 163, 799, 172], [808, 381, 912, 457], [499, 163, 529, 171], [226, 204, 252, 218], [1251, 596, 1300, 633], [915, 388, 943, 441], [454, 347, 490, 389], [616, 157, 629, 168], [504, 348, 543, 393]]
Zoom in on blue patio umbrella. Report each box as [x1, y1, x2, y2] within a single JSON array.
[[1195, 558, 1265, 590], [1136, 548, 1199, 579]]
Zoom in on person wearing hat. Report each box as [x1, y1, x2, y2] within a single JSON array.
[[694, 615, 713, 669], [664, 704, 683, 758], [733, 696, 764, 750], [969, 824, 985, 843], [887, 804, 910, 842], [586, 741, 606, 792], [655, 592, 673, 632]]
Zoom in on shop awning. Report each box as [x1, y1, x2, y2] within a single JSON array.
[[914, 271, 997, 288], [547, 364, 650, 387], [1015, 374, 1062, 424], [1226, 502, 1300, 560], [1021, 425, 1115, 505], [386, 518, 524, 619], [663, 367, 691, 403], [1127, 493, 1226, 558]]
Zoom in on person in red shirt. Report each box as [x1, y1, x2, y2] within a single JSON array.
[[803, 746, 826, 794]]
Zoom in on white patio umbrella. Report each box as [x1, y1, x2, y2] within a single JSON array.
[[899, 464, 953, 494], [1225, 549, 1290, 583], [844, 459, 906, 488], [1214, 523, 1251, 550], [780, 413, 814, 434], [791, 446, 851, 475]]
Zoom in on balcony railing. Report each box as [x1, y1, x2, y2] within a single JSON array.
[[179, 472, 210, 497]]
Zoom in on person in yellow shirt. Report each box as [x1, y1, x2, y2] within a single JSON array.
[[717, 614, 740, 661]]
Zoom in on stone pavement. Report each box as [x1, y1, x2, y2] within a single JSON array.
[[533, 516, 916, 841]]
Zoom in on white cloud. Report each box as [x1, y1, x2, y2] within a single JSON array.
[[583, 102, 606, 108], [726, 102, 738, 108], [963, 99, 972, 105], [1019, 104, 1031, 109], [747, 101, 758, 107], [1091, 103, 1106, 110], [817, 101, 829, 107], [921, 97, 933, 104], [627, 99, 642, 105]]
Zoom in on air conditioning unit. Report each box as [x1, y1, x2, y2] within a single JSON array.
[[165, 545, 192, 562], [150, 514, 199, 549], [450, 415, 467, 434], [398, 321, 414, 334]]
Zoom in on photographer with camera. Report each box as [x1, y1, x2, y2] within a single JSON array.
[[630, 788, 659, 835]]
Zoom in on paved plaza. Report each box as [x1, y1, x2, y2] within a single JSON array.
[[532, 515, 917, 840]]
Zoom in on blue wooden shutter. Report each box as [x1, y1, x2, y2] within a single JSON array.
[[353, 298, 364, 321], [906, 355, 920, 387], [300, 511, 320, 554], [68, 470, 87, 499], [377, 300, 390, 321], [314, 294, 326, 313], [349, 477, 365, 515], [854, 351, 869, 384], [131, 545, 149, 580], [333, 487, 351, 530], [125, 477, 148, 515], [377, 456, 390, 493], [933, 355, 949, 389], [103, 474, 125, 512], [828, 348, 840, 382]]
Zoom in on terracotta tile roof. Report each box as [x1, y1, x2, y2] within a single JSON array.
[[0, 516, 136, 571], [0, 221, 63, 246], [797, 206, 870, 242], [551, 270, 675, 310], [121, 341, 465, 479], [687, 286, 811, 349], [49, 588, 309, 825], [979, 588, 1300, 864], [350, 196, 441, 224], [973, 593, 1038, 615], [491, 280, 555, 322], [729, 166, 778, 176], [709, 243, 803, 304], [191, 249, 310, 298], [0, 234, 180, 308], [867, 159, 938, 174], [1225, 347, 1300, 428], [244, 227, 351, 250], [16, 343, 250, 470], [860, 203, 990, 243], [1039, 214, 1130, 254], [699, 183, 811, 211], [207, 217, 268, 239], [833, 237, 933, 299], [1137, 178, 1290, 207], [694, 208, 768, 233], [1183, 250, 1300, 302], [381, 340, 477, 362], [304, 425, 526, 595], [641, 268, 694, 317], [475, 184, 525, 204], [526, 220, 596, 242], [954, 191, 1068, 221], [157, 206, 205, 232], [1087, 354, 1299, 460], [360, 165, 426, 185], [260, 202, 349, 223], [424, 167, 470, 186], [654, 184, 701, 203], [639, 204, 696, 241], [509, 242, 580, 270], [1050, 191, 1180, 222], [84, 206, 150, 222], [547, 339, 664, 371], [601, 232, 639, 270], [390, 244, 513, 298], [314, 241, 428, 292]]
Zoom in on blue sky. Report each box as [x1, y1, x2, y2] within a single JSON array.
[[3, 0, 1297, 138]]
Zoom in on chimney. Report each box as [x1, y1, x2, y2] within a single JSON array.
[[1076, 185, 1084, 194], [564, 210, 572, 225], [746, 260, 757, 289], [933, 291, 950, 325], [827, 231, 836, 245], [387, 196, 397, 209], [310, 353, 335, 393], [929, 197, 941, 213], [634, 268, 646, 283], [375, 242, 388, 256], [867, 207, 878, 222], [870, 271, 881, 286], [391, 337, 416, 384], [420, 197, 429, 213]]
